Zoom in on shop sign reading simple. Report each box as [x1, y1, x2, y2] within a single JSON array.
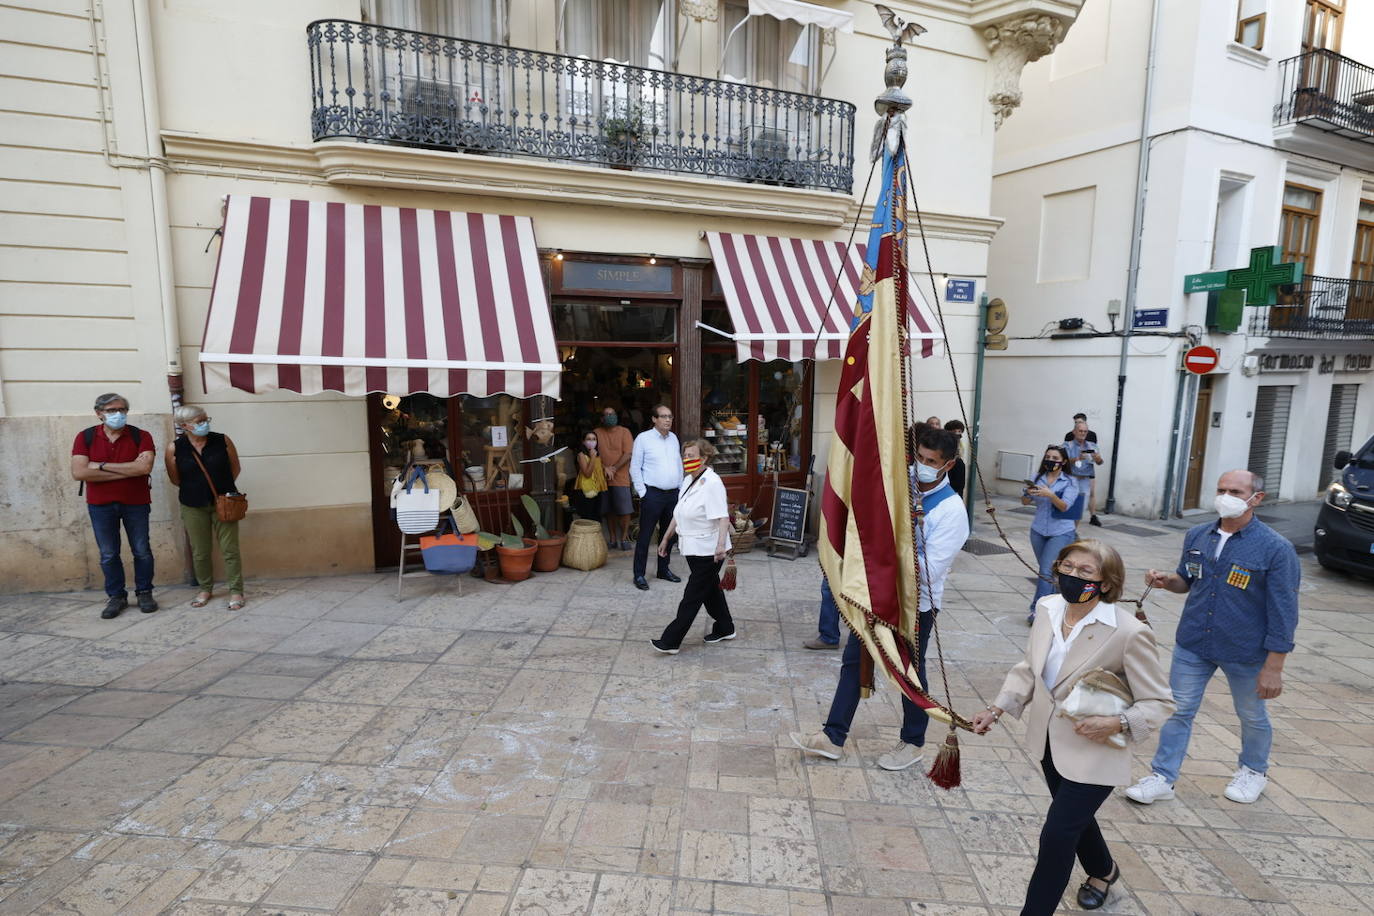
[[562, 260, 674, 293]]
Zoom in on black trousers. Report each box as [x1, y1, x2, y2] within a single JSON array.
[[657, 554, 733, 647], [1021, 742, 1114, 916], [633, 486, 677, 578]]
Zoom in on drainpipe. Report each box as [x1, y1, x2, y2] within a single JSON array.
[[130, 0, 183, 412], [1104, 0, 1162, 516]]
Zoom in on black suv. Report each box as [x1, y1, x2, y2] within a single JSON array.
[[1315, 434, 1374, 577]]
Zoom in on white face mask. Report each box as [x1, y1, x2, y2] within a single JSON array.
[[1214, 492, 1253, 519], [915, 462, 945, 484]]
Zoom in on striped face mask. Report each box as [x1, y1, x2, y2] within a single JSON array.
[[682, 457, 703, 475]]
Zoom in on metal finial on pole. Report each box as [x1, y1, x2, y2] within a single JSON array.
[[871, 4, 924, 160]]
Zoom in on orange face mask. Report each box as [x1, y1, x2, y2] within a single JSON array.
[[682, 457, 703, 475]]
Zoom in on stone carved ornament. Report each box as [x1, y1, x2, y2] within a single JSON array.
[[983, 13, 1068, 128], [680, 0, 718, 22]]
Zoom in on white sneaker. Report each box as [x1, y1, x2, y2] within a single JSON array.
[[1224, 766, 1267, 804], [1124, 772, 1175, 804], [876, 742, 925, 771], [789, 730, 842, 760]]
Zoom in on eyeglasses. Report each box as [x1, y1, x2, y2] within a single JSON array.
[[1057, 561, 1101, 578]]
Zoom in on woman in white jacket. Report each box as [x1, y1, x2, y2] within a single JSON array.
[[649, 439, 734, 653]]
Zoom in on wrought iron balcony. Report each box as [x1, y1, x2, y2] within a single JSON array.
[[307, 20, 856, 193], [1248, 274, 1374, 339], [1274, 49, 1374, 141]]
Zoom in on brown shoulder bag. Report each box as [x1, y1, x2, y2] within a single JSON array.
[[188, 441, 248, 523]]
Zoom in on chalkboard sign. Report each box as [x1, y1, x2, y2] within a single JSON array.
[[769, 487, 810, 545]]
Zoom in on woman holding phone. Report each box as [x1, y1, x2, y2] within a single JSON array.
[[1022, 444, 1078, 624]]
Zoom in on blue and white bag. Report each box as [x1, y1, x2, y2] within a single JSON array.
[[395, 466, 441, 534]]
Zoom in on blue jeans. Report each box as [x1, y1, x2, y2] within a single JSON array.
[[1029, 530, 1074, 612], [817, 576, 840, 645], [823, 611, 937, 748], [88, 503, 154, 598], [1150, 643, 1272, 783]]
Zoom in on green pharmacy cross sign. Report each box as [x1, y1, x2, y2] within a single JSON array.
[[1182, 246, 1304, 306]]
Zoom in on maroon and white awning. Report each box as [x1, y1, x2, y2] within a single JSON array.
[[704, 231, 942, 362], [201, 195, 561, 399]]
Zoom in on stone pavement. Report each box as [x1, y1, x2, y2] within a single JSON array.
[[1, 498, 1372, 915]]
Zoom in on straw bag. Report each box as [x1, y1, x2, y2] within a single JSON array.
[[188, 444, 248, 523], [452, 495, 480, 534], [562, 519, 607, 570]]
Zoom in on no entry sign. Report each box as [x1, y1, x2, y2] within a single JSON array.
[[1184, 345, 1219, 374]]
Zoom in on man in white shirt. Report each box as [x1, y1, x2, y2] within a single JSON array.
[[630, 405, 684, 590], [792, 426, 970, 770]]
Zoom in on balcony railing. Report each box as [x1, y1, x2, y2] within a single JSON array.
[[1274, 49, 1374, 141], [307, 20, 856, 192], [1248, 274, 1374, 339]]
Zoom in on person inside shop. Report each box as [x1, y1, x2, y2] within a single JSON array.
[[1064, 419, 1105, 527], [572, 430, 608, 524], [943, 419, 968, 497], [70, 392, 159, 619], [630, 404, 683, 591], [1023, 444, 1080, 624], [595, 405, 635, 550], [972, 539, 1173, 915], [165, 405, 246, 610], [650, 439, 734, 653]]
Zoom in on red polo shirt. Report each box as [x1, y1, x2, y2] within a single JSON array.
[[72, 426, 155, 506]]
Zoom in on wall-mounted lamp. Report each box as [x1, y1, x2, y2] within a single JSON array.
[[554, 250, 564, 261], [648, 254, 657, 265]]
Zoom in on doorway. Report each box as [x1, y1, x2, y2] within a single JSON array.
[[1248, 384, 1295, 495], [1320, 383, 1359, 490], [1183, 376, 1215, 509]]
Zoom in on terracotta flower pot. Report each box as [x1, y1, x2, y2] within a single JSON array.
[[532, 532, 567, 572], [496, 538, 538, 582]]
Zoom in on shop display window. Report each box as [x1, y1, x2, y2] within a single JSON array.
[[759, 361, 806, 473], [453, 394, 527, 490], [374, 392, 527, 495], [552, 300, 676, 342], [701, 353, 809, 477], [702, 351, 749, 475]]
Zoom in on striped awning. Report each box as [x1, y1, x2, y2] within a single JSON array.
[[200, 195, 561, 399], [704, 231, 942, 362]]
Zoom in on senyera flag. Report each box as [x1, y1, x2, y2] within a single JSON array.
[[817, 135, 971, 736]]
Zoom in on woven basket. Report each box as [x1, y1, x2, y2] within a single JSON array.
[[562, 519, 608, 570], [732, 526, 757, 554]]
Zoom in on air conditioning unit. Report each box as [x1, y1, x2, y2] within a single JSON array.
[[742, 124, 792, 159], [998, 450, 1035, 482], [399, 76, 486, 118]]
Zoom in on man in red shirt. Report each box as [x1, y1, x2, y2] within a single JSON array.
[[70, 393, 158, 618]]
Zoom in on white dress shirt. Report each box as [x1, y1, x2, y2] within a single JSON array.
[[1041, 596, 1119, 689], [912, 476, 970, 614], [673, 468, 732, 556], [630, 429, 682, 496]]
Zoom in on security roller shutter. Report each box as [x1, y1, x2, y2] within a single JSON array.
[[1320, 384, 1359, 490], [1248, 385, 1293, 494]]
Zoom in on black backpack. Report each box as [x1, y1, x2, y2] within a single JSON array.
[[78, 424, 150, 495]]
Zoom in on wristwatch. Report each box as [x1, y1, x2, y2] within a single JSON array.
[[99, 462, 106, 472], [1118, 713, 1131, 737]]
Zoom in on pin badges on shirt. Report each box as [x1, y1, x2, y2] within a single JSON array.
[[1226, 565, 1252, 590]]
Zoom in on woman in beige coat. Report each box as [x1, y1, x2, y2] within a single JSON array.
[[972, 539, 1173, 915]]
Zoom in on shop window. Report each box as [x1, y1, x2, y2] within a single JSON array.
[[377, 393, 452, 496], [454, 394, 527, 490], [552, 301, 676, 342], [702, 351, 749, 476], [1235, 1, 1265, 50], [759, 361, 806, 473]]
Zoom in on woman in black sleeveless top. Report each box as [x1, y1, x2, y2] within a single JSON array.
[[165, 406, 245, 609]]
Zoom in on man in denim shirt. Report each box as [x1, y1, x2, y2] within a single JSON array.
[[1126, 470, 1299, 805]]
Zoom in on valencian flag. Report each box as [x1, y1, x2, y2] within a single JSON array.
[[818, 133, 969, 733]]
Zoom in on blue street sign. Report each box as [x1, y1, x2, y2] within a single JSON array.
[[1133, 308, 1168, 329], [945, 278, 976, 302]]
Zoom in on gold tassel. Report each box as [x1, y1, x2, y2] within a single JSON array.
[[925, 725, 961, 789]]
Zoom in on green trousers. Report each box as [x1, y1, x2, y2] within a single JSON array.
[[180, 504, 244, 594]]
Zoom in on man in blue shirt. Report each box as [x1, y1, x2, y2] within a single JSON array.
[[1126, 469, 1299, 806], [629, 404, 683, 590]]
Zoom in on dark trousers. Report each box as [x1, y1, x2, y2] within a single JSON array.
[[633, 486, 677, 578], [823, 610, 937, 748], [657, 554, 733, 647], [87, 503, 154, 598], [1021, 742, 1114, 916]]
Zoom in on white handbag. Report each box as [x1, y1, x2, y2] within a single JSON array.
[[1060, 667, 1132, 749], [395, 467, 441, 534]]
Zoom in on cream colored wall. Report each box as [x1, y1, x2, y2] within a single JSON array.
[[2, 0, 1026, 592]]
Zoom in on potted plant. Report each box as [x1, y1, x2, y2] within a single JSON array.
[[602, 107, 644, 169], [473, 532, 502, 581], [494, 516, 537, 582], [524, 494, 566, 572]]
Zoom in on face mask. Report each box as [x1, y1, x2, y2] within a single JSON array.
[[682, 457, 703, 475], [190, 420, 211, 436], [1214, 493, 1252, 519], [915, 462, 946, 484], [602, 413, 618, 427], [1040, 460, 1061, 474], [1058, 574, 1102, 604], [584, 440, 597, 450], [103, 412, 127, 430]]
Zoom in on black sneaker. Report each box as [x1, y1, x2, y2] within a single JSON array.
[[136, 591, 159, 613], [101, 596, 128, 619], [650, 639, 680, 655], [703, 629, 737, 644], [1089, 514, 1103, 527]]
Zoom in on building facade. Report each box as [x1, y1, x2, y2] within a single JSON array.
[[0, 0, 1086, 593], [982, 0, 1374, 517]]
